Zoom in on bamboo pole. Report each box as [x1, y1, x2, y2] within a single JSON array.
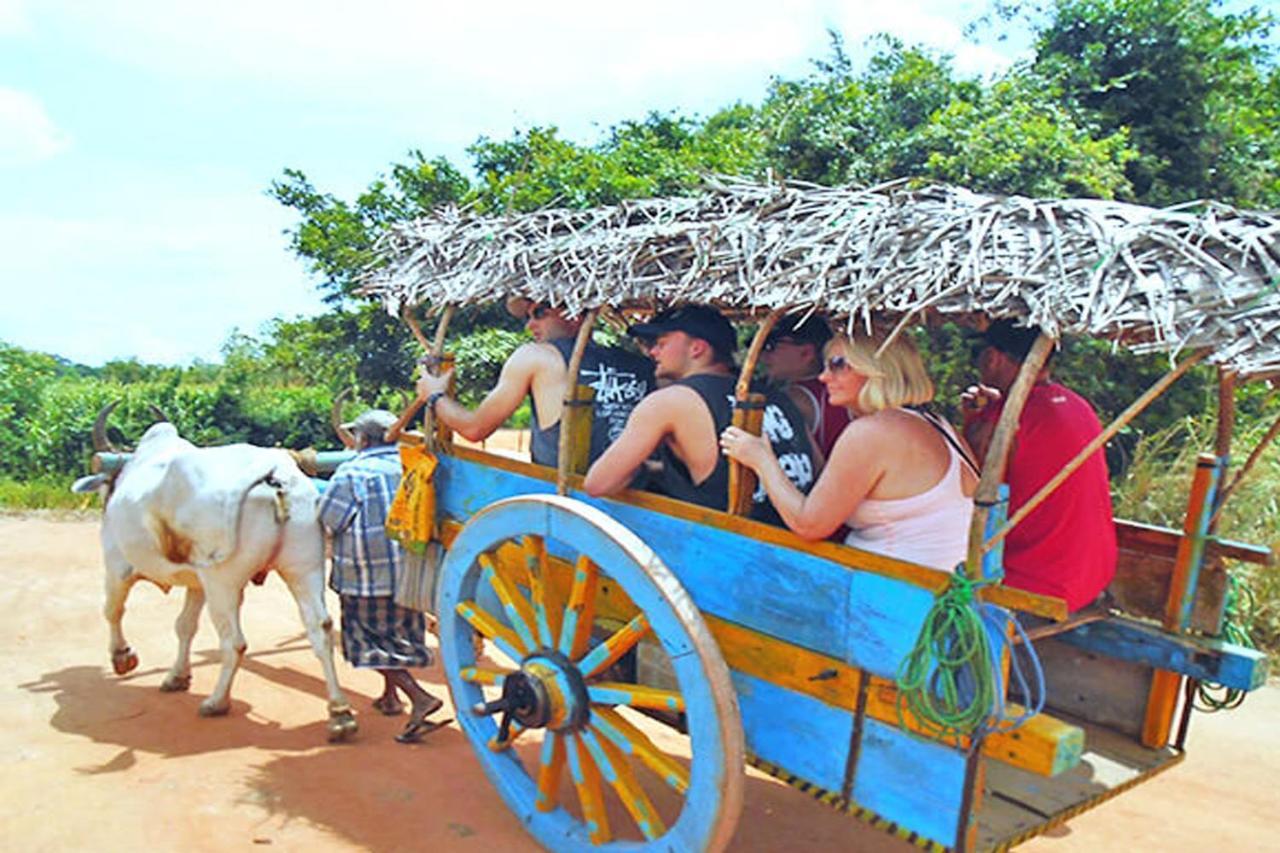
[[728, 310, 784, 515], [1210, 409, 1280, 528], [982, 350, 1209, 554], [964, 332, 1057, 577], [387, 305, 455, 445], [557, 308, 599, 495]]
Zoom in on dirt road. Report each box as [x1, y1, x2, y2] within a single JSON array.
[[2, 514, 1274, 851]]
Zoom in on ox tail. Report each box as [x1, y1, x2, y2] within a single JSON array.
[[207, 468, 290, 570]]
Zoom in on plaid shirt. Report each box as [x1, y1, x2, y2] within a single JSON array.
[[318, 444, 404, 596]]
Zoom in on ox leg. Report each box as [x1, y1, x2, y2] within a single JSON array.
[[104, 560, 140, 676], [280, 567, 357, 742], [161, 586, 204, 692], [197, 578, 245, 718]]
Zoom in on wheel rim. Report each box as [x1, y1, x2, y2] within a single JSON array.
[[439, 494, 743, 852]]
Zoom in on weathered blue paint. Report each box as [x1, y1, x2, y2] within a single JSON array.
[[853, 718, 967, 846], [979, 484, 1009, 582], [437, 494, 739, 852], [1058, 615, 1269, 690], [730, 670, 852, 794], [435, 454, 949, 680], [1174, 456, 1224, 630]]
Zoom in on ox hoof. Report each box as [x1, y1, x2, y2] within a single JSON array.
[[111, 647, 139, 676], [198, 699, 230, 718], [160, 674, 192, 693], [327, 710, 359, 743]]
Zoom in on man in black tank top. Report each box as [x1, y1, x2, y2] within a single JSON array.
[[584, 305, 817, 525], [415, 298, 652, 468]]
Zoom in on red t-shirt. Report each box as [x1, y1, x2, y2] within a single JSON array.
[[975, 383, 1117, 611]]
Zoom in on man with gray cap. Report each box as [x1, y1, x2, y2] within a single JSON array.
[[585, 304, 816, 524], [318, 409, 445, 742], [414, 298, 653, 467]]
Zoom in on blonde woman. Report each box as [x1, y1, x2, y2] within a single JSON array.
[[720, 330, 978, 571]]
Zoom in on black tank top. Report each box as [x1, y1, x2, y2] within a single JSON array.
[[529, 338, 654, 467], [653, 373, 816, 524]]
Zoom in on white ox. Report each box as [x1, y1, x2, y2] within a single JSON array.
[[75, 411, 357, 741]]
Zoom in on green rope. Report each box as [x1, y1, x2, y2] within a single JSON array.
[[1195, 571, 1257, 712], [895, 571, 998, 745]]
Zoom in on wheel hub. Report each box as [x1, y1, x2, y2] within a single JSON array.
[[473, 649, 590, 737]]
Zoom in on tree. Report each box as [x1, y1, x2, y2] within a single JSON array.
[[1029, 0, 1279, 205]]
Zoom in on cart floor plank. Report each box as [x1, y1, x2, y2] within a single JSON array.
[[976, 715, 1183, 851]]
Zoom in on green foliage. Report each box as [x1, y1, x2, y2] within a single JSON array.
[[0, 477, 96, 511], [449, 327, 528, 406], [1029, 0, 1279, 206]]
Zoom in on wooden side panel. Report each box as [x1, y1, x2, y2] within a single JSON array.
[[436, 454, 948, 680], [852, 718, 967, 848], [1033, 637, 1152, 738], [1056, 616, 1269, 692], [1111, 542, 1227, 635], [730, 670, 852, 795]]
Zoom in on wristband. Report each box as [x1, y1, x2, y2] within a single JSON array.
[[426, 391, 446, 414]]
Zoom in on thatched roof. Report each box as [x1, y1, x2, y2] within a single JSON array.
[[361, 177, 1280, 376]]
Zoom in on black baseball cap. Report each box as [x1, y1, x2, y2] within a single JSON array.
[[973, 318, 1044, 362], [765, 314, 833, 349], [628, 305, 737, 360]]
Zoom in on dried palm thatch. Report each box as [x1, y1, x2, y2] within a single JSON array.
[[361, 177, 1280, 376]]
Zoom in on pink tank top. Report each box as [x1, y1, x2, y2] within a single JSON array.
[[842, 413, 973, 572]]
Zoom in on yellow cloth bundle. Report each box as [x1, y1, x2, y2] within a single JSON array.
[[386, 444, 439, 554]]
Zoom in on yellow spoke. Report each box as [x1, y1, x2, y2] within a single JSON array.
[[559, 555, 599, 659], [535, 731, 567, 813], [480, 553, 539, 652], [588, 682, 685, 714], [455, 600, 527, 661], [460, 666, 512, 686], [591, 706, 690, 795], [582, 726, 667, 840], [488, 721, 526, 752], [577, 613, 650, 679], [567, 732, 611, 844], [523, 535, 560, 648]]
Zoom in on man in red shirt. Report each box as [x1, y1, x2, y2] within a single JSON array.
[[961, 320, 1116, 611]]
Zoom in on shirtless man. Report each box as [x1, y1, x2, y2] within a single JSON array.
[[414, 298, 652, 467], [584, 304, 816, 524]]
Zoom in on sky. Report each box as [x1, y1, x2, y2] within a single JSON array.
[[0, 0, 1022, 367]]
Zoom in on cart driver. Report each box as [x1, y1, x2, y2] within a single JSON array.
[[414, 298, 653, 467], [961, 319, 1117, 611], [584, 304, 818, 525]]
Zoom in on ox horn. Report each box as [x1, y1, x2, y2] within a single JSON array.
[[148, 404, 170, 423], [332, 387, 357, 449], [92, 400, 121, 453]]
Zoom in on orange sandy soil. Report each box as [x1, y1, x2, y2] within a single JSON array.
[[2, 512, 1275, 852]]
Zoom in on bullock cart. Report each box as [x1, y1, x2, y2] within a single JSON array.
[[361, 179, 1277, 851]]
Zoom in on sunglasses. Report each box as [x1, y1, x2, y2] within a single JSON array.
[[763, 337, 802, 352], [824, 355, 852, 373], [527, 305, 551, 320]]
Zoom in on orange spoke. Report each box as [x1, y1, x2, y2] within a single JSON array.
[[523, 535, 560, 648], [558, 555, 599, 659], [460, 666, 512, 687], [567, 732, 611, 843], [582, 726, 667, 840], [535, 731, 567, 813], [488, 721, 526, 752], [455, 600, 526, 661], [577, 613, 649, 679], [588, 682, 685, 713], [591, 706, 689, 795], [480, 553, 539, 652]]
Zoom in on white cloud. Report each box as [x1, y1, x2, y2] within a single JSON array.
[[0, 88, 71, 166]]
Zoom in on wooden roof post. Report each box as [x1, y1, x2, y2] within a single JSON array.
[[387, 304, 455, 446], [557, 308, 599, 496], [728, 309, 784, 516], [964, 331, 1056, 579]]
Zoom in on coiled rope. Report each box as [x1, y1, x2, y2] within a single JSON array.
[[1194, 571, 1257, 712], [896, 569, 1045, 745]]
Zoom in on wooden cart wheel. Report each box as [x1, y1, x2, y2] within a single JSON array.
[[438, 493, 744, 852]]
